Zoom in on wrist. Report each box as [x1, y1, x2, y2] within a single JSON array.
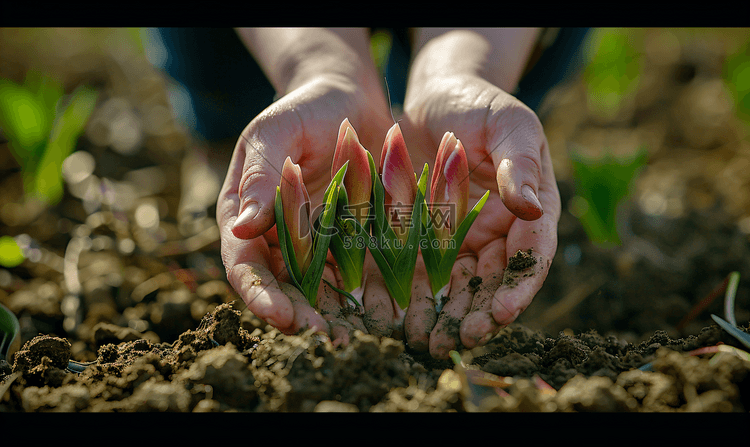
[[238, 28, 383, 99], [409, 29, 539, 94]]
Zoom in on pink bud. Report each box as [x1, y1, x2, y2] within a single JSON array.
[[332, 118, 372, 226], [281, 157, 313, 274], [380, 123, 418, 244], [430, 132, 469, 247]]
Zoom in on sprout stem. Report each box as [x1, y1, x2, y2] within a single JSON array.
[[725, 271, 740, 328]]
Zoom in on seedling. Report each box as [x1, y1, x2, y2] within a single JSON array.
[[421, 132, 489, 312], [361, 123, 428, 311], [327, 119, 373, 307], [569, 147, 647, 245], [275, 157, 341, 307], [0, 71, 98, 205], [724, 37, 750, 125], [583, 28, 642, 120], [274, 121, 490, 315]]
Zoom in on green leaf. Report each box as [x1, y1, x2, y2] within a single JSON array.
[[369, 152, 399, 264], [439, 190, 490, 277], [300, 178, 339, 305], [422, 190, 490, 297], [570, 147, 647, 246], [583, 29, 642, 120], [724, 38, 750, 124], [329, 161, 367, 291], [421, 200, 443, 295], [364, 224, 409, 304], [368, 163, 429, 310], [0, 81, 48, 166], [392, 164, 428, 281], [275, 186, 303, 288], [36, 84, 98, 204], [322, 279, 361, 309], [329, 230, 362, 292]]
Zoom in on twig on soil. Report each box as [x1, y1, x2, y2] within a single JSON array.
[[534, 274, 607, 328], [676, 271, 733, 332]]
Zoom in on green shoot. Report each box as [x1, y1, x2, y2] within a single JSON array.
[[583, 28, 642, 120], [724, 36, 750, 125], [710, 271, 750, 350], [569, 147, 647, 245], [0, 71, 98, 205], [362, 160, 429, 310], [275, 163, 343, 306]]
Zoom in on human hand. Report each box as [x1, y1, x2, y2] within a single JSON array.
[[218, 29, 393, 346], [363, 30, 561, 358]]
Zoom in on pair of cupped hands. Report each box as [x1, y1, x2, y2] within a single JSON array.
[[217, 28, 561, 359]]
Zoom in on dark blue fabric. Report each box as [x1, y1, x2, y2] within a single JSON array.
[[156, 28, 275, 141], [156, 28, 589, 142], [515, 28, 591, 114]]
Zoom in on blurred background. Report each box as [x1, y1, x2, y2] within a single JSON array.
[[1, 28, 750, 361]]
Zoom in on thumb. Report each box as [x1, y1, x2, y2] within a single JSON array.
[[230, 127, 288, 240], [491, 107, 546, 221]]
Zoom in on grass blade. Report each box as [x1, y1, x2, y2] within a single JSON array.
[[711, 314, 750, 350], [300, 180, 339, 305], [275, 187, 303, 288], [725, 271, 740, 327]]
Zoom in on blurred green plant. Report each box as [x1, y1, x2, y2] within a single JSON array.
[[724, 37, 750, 125], [0, 71, 98, 205], [370, 29, 393, 79], [0, 235, 24, 268], [583, 28, 642, 119], [569, 147, 648, 245]]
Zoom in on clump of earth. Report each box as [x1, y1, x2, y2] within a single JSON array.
[[3, 301, 749, 412]]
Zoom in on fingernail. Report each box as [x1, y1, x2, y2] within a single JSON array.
[[521, 184, 543, 213], [233, 201, 259, 229]]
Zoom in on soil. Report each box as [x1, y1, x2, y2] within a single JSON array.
[[503, 248, 538, 287], [2, 28, 750, 414]]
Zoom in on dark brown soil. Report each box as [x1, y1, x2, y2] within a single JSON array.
[[504, 248, 539, 287], [2, 28, 750, 415]]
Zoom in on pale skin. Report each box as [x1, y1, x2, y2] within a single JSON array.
[[218, 28, 561, 357]]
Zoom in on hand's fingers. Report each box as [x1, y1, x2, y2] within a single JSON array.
[[229, 119, 294, 240], [429, 255, 477, 359], [404, 257, 437, 352], [329, 258, 368, 335], [489, 102, 546, 221], [460, 239, 506, 349], [493, 141, 560, 325], [226, 261, 295, 331], [491, 238, 553, 326], [362, 260, 397, 337], [277, 273, 329, 337], [217, 142, 297, 331], [317, 263, 365, 347]]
